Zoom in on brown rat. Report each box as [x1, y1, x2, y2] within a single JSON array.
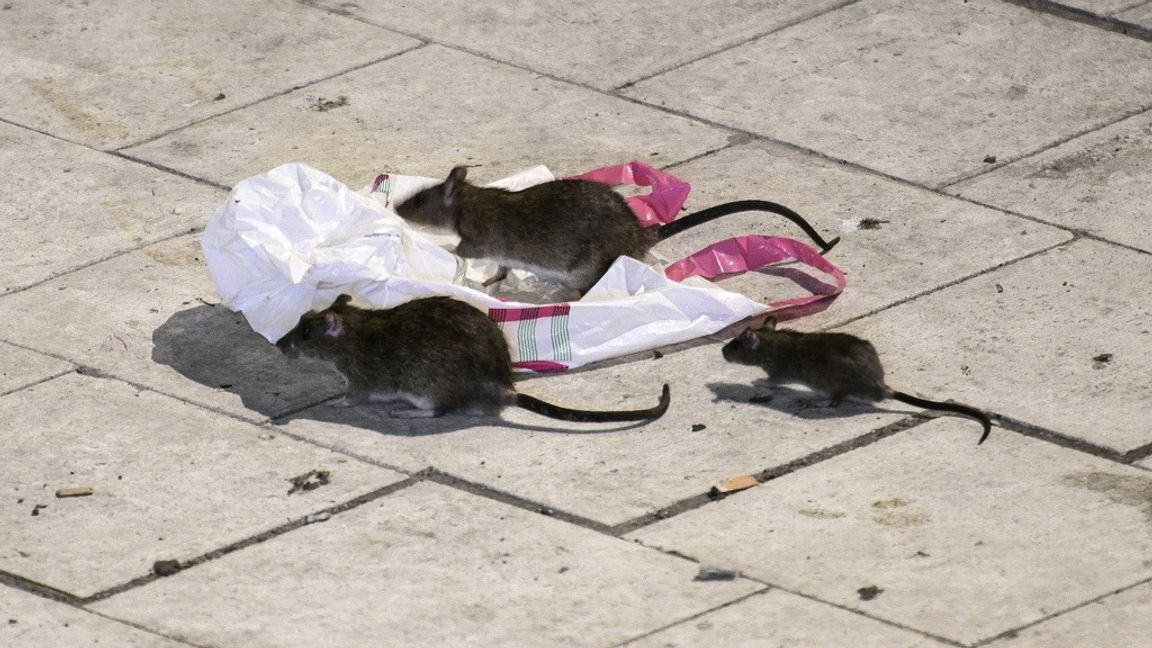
[[721, 319, 991, 444], [276, 294, 670, 422], [395, 166, 839, 294]]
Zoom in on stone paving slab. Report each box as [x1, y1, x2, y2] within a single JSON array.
[[653, 142, 1071, 329], [1045, 0, 1152, 29], [0, 0, 418, 150], [1119, 1, 1152, 26], [0, 122, 224, 294], [123, 44, 732, 189], [628, 419, 1152, 645], [983, 580, 1152, 647], [951, 108, 1152, 253], [1, 372, 404, 598], [623, 0, 1152, 187], [1, 586, 186, 648], [828, 238, 1152, 453], [0, 342, 71, 396], [0, 235, 344, 422], [274, 341, 905, 528], [93, 481, 761, 647], [625, 588, 949, 647], [314, 0, 849, 91]]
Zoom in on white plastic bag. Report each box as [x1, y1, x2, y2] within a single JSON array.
[[202, 162, 770, 370]]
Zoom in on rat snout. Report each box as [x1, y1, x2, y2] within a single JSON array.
[[275, 337, 299, 359]]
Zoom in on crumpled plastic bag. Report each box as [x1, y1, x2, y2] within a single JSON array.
[[202, 163, 800, 370]]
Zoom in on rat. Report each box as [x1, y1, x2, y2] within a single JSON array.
[[276, 294, 670, 422], [395, 166, 839, 294], [721, 318, 991, 444]]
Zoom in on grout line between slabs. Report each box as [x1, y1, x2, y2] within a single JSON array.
[[993, 415, 1131, 464], [79, 476, 424, 604], [112, 42, 429, 152], [610, 0, 862, 92], [609, 414, 932, 536], [611, 587, 774, 647], [1001, 0, 1152, 41], [972, 572, 1152, 646]]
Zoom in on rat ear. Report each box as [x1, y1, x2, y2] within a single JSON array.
[[331, 294, 353, 310], [737, 328, 761, 349], [324, 312, 345, 337], [443, 166, 467, 206]]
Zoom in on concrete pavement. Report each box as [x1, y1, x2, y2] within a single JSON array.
[[3, 1, 1151, 646]]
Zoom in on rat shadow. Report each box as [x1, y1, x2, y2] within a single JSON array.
[[707, 379, 911, 421], [151, 305, 654, 436]]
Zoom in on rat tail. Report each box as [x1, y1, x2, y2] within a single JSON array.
[[891, 391, 992, 445], [514, 384, 670, 423], [655, 200, 840, 253]]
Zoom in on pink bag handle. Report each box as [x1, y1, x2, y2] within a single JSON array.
[[665, 235, 846, 320], [567, 160, 690, 227]]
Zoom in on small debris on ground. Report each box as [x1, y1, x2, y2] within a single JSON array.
[[300, 94, 350, 112], [983, 155, 997, 163], [694, 565, 739, 581], [55, 487, 94, 498], [857, 585, 883, 600], [152, 559, 183, 577], [287, 469, 331, 495], [213, 92, 226, 101], [711, 474, 759, 495], [305, 512, 332, 524], [652, 350, 664, 359], [995, 283, 1004, 293], [31, 504, 47, 516], [858, 218, 890, 230], [1092, 353, 1113, 369], [690, 423, 707, 432]]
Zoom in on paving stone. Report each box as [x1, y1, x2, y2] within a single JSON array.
[[1118, 2, 1152, 27], [0, 123, 224, 294], [983, 580, 1152, 648], [624, 0, 1152, 186], [951, 95, 1152, 254], [314, 0, 849, 91], [0, 372, 403, 598], [0, 235, 344, 422], [628, 419, 1152, 645], [826, 238, 1151, 453], [274, 340, 908, 528], [627, 588, 949, 647], [123, 45, 732, 188], [0, 0, 418, 149], [0, 342, 71, 396], [0, 586, 186, 648], [652, 142, 1070, 329], [93, 481, 760, 647], [1053, 0, 1151, 13]]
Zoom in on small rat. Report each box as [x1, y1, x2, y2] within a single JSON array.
[[276, 294, 670, 422], [395, 166, 839, 294], [721, 319, 991, 444]]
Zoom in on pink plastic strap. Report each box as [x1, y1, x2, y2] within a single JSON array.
[[567, 161, 691, 227], [665, 235, 846, 318]]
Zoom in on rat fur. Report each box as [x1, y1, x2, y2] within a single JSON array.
[[722, 319, 991, 444], [395, 166, 839, 294], [276, 294, 670, 422]]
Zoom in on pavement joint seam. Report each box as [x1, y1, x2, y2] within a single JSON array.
[[78, 477, 422, 605], [971, 572, 1152, 646], [610, 587, 774, 647], [993, 414, 1133, 464], [938, 102, 1152, 190], [112, 43, 430, 152], [1002, 0, 1152, 42], [609, 0, 863, 93], [609, 414, 932, 536]]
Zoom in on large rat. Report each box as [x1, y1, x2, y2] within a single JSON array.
[[721, 319, 991, 444], [395, 166, 839, 294], [276, 294, 670, 422]]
